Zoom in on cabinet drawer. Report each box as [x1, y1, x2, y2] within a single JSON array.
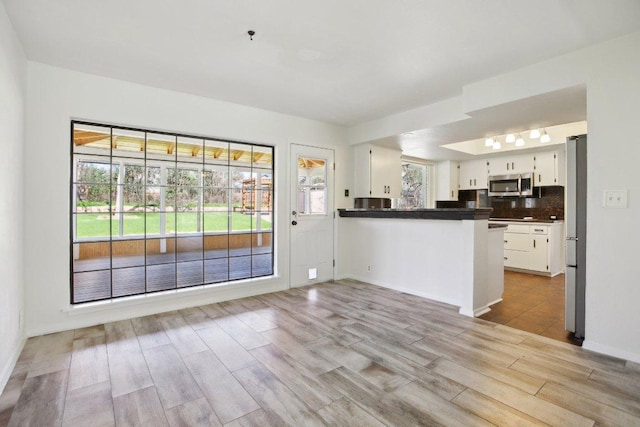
[[530, 225, 548, 235], [503, 233, 531, 251], [504, 249, 529, 269], [505, 224, 529, 234]]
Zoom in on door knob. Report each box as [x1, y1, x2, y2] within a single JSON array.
[[291, 220, 298, 226], [292, 210, 297, 216]]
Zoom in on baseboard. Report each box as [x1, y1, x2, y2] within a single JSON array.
[[582, 339, 640, 364], [345, 274, 461, 308], [0, 336, 26, 394]]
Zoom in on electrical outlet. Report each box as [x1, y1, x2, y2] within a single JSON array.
[[367, 265, 371, 272], [344, 189, 349, 197], [603, 189, 628, 208]]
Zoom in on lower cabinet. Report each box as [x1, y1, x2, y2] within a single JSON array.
[[499, 222, 564, 276]]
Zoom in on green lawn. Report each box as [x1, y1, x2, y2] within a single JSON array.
[[76, 212, 271, 238]]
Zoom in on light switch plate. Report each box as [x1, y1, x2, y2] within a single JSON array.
[[603, 189, 628, 208]]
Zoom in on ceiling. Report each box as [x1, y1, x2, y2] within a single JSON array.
[[3, 0, 640, 153]]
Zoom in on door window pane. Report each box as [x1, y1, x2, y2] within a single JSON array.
[[297, 157, 326, 215]]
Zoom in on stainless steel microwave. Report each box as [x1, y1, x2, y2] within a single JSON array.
[[488, 173, 534, 197]]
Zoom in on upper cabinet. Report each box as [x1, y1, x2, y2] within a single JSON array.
[[486, 149, 565, 187], [436, 160, 459, 200], [459, 159, 489, 190], [488, 153, 535, 176], [354, 144, 402, 199], [534, 150, 565, 186]]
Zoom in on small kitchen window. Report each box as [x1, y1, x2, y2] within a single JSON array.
[[399, 160, 434, 208]]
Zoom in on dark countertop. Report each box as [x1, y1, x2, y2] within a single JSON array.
[[338, 208, 492, 220]]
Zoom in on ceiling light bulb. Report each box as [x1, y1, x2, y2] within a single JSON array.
[[530, 129, 541, 139], [540, 129, 550, 143], [506, 134, 515, 143], [515, 134, 525, 147], [485, 137, 495, 147], [493, 141, 501, 150]]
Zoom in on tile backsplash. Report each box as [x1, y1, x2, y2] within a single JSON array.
[[437, 186, 564, 220]]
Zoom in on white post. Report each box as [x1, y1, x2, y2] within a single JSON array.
[[160, 164, 167, 253], [117, 161, 124, 237], [256, 175, 262, 247]]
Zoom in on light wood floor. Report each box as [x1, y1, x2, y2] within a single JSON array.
[[2, 279, 639, 426]]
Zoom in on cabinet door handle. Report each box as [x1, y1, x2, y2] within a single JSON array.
[[504, 257, 508, 260], [506, 162, 509, 170], [533, 240, 536, 248], [539, 174, 541, 183], [469, 179, 472, 186], [512, 162, 515, 170], [473, 179, 476, 186], [504, 240, 508, 243], [451, 190, 454, 198]]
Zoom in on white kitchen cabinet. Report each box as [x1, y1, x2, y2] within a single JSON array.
[[534, 150, 565, 186], [458, 159, 488, 190], [488, 153, 535, 176], [496, 221, 564, 276], [436, 160, 459, 200], [354, 144, 402, 198]]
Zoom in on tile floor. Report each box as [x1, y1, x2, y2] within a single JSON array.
[[480, 271, 583, 346]]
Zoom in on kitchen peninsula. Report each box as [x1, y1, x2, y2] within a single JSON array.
[[337, 208, 505, 317]]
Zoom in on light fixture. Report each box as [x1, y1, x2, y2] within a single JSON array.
[[492, 140, 501, 150], [485, 137, 495, 147], [506, 134, 515, 143], [248, 30, 255, 41], [530, 129, 541, 139], [540, 129, 550, 143], [515, 134, 525, 147]]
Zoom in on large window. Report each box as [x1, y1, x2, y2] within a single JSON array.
[[399, 160, 434, 208], [71, 121, 274, 304]]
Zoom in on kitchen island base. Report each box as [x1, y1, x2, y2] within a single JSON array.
[[337, 209, 504, 318]]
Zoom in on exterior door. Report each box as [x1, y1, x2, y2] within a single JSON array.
[[290, 144, 334, 287]]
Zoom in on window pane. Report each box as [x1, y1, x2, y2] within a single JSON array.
[[112, 129, 145, 160], [147, 263, 176, 292], [112, 267, 146, 297], [178, 261, 204, 287], [177, 136, 204, 164], [297, 156, 327, 215], [75, 213, 111, 238], [73, 124, 111, 156], [73, 270, 111, 303]]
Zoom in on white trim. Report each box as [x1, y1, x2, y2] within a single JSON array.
[[64, 275, 278, 316], [29, 278, 285, 337], [0, 337, 26, 394]]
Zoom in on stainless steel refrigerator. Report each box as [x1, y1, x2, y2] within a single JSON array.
[[565, 134, 587, 338]]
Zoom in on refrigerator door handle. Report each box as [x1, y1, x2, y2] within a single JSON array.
[[566, 238, 577, 267]]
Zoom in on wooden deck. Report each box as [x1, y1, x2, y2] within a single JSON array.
[[72, 247, 273, 303], [2, 279, 639, 426]]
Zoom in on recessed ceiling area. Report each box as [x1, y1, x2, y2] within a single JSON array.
[[2, 0, 639, 126], [374, 85, 587, 161]]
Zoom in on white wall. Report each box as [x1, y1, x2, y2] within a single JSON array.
[[24, 62, 348, 337], [0, 2, 26, 392], [342, 32, 640, 363]]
